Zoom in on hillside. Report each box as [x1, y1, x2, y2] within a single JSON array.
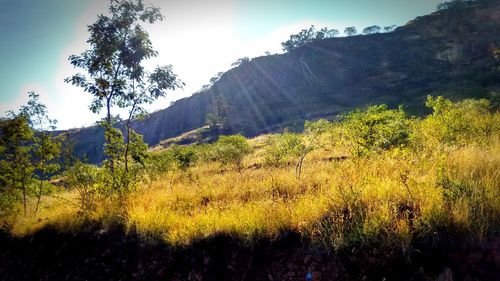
[[2, 95, 499, 280], [3, 2, 500, 280], [70, 2, 500, 163]]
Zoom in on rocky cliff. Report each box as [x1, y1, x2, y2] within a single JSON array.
[[69, 2, 500, 163]]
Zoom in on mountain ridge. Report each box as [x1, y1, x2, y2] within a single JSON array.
[[67, 2, 500, 163]]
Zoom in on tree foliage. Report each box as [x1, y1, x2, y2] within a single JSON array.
[[65, 161, 103, 212], [206, 95, 229, 134], [338, 105, 411, 156], [144, 150, 176, 182], [383, 25, 397, 32], [437, 0, 471, 11], [417, 96, 497, 146], [211, 135, 251, 172], [200, 72, 225, 92], [0, 114, 34, 216], [231, 57, 250, 68], [344, 26, 357, 36], [263, 120, 329, 178], [65, 0, 164, 121], [363, 25, 382, 35], [264, 132, 303, 168], [0, 93, 61, 216], [65, 0, 181, 200], [123, 64, 183, 171], [294, 119, 331, 177], [281, 25, 339, 52], [171, 145, 198, 171]]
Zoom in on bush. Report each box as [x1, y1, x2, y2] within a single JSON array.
[[211, 135, 251, 171], [65, 161, 104, 213], [0, 190, 18, 217], [262, 119, 330, 170], [171, 145, 198, 170], [418, 96, 498, 146], [263, 132, 303, 168], [145, 150, 176, 182], [339, 105, 411, 156], [128, 130, 148, 166]]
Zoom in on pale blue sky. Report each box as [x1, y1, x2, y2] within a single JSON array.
[[0, 0, 90, 117], [0, 0, 443, 129]]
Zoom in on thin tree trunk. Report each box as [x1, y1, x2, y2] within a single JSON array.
[[106, 97, 115, 174], [124, 101, 137, 173], [295, 153, 307, 179], [124, 119, 131, 172], [35, 178, 43, 213], [35, 145, 46, 214], [22, 179, 27, 216]]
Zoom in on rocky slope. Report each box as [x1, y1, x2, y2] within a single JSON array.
[[69, 2, 500, 163]]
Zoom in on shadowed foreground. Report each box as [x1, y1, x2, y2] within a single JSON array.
[[0, 222, 498, 281]]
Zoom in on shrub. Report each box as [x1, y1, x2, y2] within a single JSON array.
[[171, 145, 198, 170], [295, 119, 331, 177], [418, 96, 498, 147], [65, 161, 104, 213], [0, 190, 18, 217], [145, 150, 176, 182], [263, 120, 329, 177], [263, 132, 303, 168], [128, 130, 148, 166], [339, 105, 411, 156], [212, 135, 251, 171]]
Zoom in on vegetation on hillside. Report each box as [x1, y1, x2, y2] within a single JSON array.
[[62, 0, 500, 164], [2, 1, 499, 251], [62, 0, 182, 212], [281, 23, 399, 52], [0, 93, 62, 217], [1, 1, 499, 279], [281, 25, 340, 52], [2, 96, 498, 252]]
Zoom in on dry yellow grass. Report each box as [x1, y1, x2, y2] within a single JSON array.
[[117, 134, 498, 246], [9, 190, 79, 236], [7, 135, 499, 248], [5, 108, 500, 250]]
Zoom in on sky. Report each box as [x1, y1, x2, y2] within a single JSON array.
[[0, 0, 443, 130]]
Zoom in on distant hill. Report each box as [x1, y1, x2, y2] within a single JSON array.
[[67, 1, 500, 163]]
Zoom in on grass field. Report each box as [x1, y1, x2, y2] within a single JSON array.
[[4, 97, 500, 251]]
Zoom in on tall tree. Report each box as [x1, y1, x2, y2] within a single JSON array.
[[0, 113, 34, 216], [19, 92, 61, 213], [206, 95, 229, 135], [65, 0, 181, 175], [0, 93, 61, 216], [123, 64, 183, 172], [66, 0, 157, 168]]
